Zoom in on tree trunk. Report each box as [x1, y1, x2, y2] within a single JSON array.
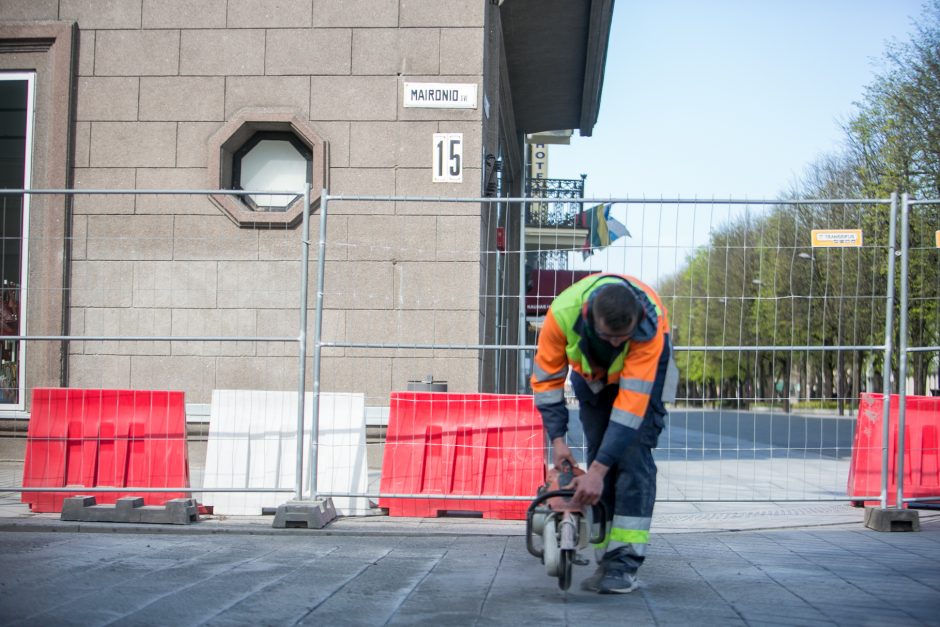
[[852, 351, 862, 410], [837, 349, 845, 416], [913, 353, 926, 396], [806, 358, 813, 401], [802, 352, 810, 401], [822, 352, 834, 403], [762, 356, 774, 407], [756, 357, 765, 405]]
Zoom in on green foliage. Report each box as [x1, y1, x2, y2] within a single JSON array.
[[666, 2, 940, 397], [846, 0, 940, 197]]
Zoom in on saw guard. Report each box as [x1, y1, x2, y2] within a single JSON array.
[[525, 490, 608, 560]]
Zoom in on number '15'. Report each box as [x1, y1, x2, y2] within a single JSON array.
[[436, 137, 461, 177]]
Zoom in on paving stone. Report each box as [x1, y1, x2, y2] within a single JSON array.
[[0, 511, 938, 626]]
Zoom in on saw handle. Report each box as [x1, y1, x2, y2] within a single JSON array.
[[525, 490, 608, 559]]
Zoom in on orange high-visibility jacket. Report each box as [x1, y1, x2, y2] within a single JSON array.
[[530, 274, 673, 466]]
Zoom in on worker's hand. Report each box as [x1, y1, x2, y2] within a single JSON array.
[[570, 463, 608, 507], [551, 438, 577, 473]]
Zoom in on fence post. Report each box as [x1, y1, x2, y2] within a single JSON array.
[[518, 197, 528, 394], [308, 188, 330, 501], [896, 193, 910, 508], [295, 185, 312, 501], [880, 192, 898, 510]]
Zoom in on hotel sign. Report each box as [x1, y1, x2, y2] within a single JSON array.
[[403, 82, 478, 109], [529, 143, 548, 181]]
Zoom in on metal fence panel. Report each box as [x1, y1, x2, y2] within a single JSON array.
[[314, 193, 899, 506], [0, 189, 309, 513], [651, 197, 896, 502], [2, 188, 933, 514], [898, 196, 940, 507]]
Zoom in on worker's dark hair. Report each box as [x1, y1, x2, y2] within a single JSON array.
[[592, 283, 643, 333]]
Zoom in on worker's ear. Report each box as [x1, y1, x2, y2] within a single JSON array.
[[634, 307, 646, 327]]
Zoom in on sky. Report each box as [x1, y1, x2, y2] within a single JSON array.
[[545, 0, 927, 279], [550, 0, 926, 200]]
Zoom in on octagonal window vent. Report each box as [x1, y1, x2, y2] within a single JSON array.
[[207, 111, 327, 228], [233, 132, 312, 212]]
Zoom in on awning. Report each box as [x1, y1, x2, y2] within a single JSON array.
[[500, 0, 614, 137]]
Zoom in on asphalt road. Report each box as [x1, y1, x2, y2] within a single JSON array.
[[564, 408, 856, 463]]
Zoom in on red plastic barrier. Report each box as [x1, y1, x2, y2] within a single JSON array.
[[847, 393, 940, 507], [379, 392, 545, 519], [21, 388, 190, 512]]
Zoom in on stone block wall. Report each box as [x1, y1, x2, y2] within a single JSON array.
[[0, 0, 495, 405]]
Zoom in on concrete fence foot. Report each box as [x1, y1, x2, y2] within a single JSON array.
[[61, 496, 199, 524], [864, 506, 920, 532], [272, 499, 337, 529]]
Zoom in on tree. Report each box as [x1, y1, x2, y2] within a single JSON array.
[[845, 1, 940, 393], [662, 1, 940, 403]]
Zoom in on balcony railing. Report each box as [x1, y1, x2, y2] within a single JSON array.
[[525, 176, 586, 228]]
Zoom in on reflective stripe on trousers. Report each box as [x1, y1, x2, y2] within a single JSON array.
[[592, 515, 652, 557]]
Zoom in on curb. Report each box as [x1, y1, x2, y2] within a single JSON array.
[[2, 507, 936, 538]]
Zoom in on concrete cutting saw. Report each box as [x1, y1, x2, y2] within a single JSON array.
[[525, 461, 608, 590]]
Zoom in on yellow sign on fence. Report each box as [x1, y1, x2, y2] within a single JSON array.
[[936, 230, 940, 248], [811, 229, 863, 247]]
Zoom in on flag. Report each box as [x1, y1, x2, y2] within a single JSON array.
[[606, 215, 630, 242], [578, 203, 631, 259]]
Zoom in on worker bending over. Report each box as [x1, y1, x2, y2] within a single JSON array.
[[531, 273, 677, 594]]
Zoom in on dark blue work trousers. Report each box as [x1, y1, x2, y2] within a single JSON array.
[[571, 372, 664, 570]]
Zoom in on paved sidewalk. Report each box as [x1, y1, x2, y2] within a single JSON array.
[[1, 495, 938, 626], [2, 435, 938, 626]]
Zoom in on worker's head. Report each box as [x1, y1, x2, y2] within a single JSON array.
[[591, 283, 642, 347]]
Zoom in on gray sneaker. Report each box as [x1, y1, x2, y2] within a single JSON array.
[[580, 565, 605, 592], [597, 563, 639, 594]]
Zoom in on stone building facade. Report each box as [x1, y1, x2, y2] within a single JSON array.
[[0, 0, 611, 411]]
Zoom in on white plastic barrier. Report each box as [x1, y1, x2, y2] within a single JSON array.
[[202, 390, 371, 516]]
